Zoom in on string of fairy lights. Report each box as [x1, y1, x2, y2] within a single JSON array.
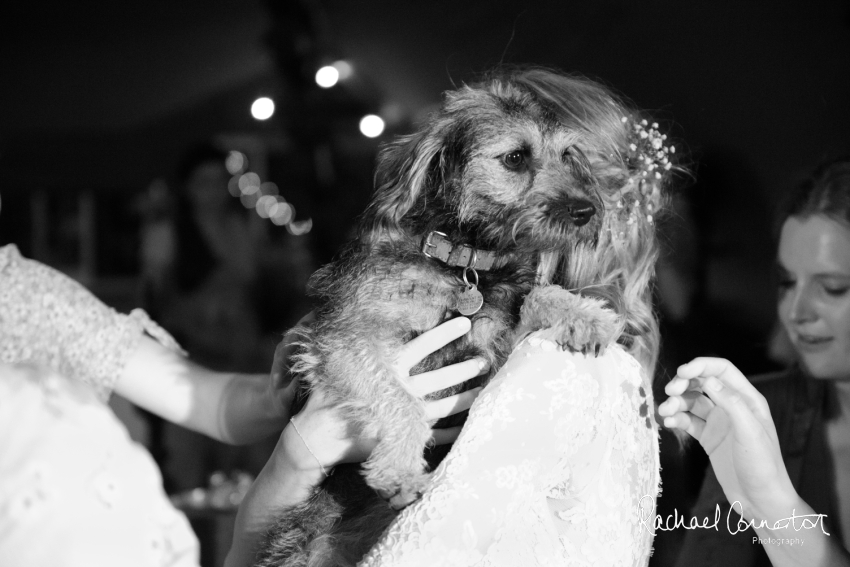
[[224, 149, 313, 235], [236, 60, 385, 235]]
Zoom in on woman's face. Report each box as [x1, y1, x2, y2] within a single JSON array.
[[777, 215, 850, 380]]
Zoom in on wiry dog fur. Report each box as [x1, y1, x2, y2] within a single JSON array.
[[255, 69, 642, 567]]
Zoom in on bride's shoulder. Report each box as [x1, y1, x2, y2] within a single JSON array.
[[508, 331, 644, 387], [513, 330, 634, 364]]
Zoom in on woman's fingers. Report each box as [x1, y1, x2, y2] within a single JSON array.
[[430, 426, 463, 446], [663, 411, 706, 441], [425, 387, 482, 421], [676, 358, 771, 421], [664, 376, 703, 397], [409, 357, 489, 397], [395, 318, 471, 371], [659, 391, 715, 420]]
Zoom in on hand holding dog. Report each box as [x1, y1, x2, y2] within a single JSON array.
[[226, 317, 483, 567], [282, 316, 483, 474]]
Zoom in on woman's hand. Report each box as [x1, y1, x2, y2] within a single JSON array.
[[658, 357, 797, 521], [279, 316, 485, 475]]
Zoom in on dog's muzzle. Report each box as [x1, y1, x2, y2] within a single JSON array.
[[548, 197, 597, 227], [566, 200, 596, 227]]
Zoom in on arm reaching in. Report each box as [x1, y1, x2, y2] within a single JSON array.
[[115, 323, 300, 445], [0, 244, 290, 444], [660, 357, 850, 567]]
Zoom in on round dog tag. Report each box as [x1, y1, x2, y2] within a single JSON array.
[[457, 285, 483, 316]]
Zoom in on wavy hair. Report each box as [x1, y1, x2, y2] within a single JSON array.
[[497, 68, 676, 376], [778, 155, 850, 231]]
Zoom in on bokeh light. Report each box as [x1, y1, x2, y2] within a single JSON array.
[[240, 191, 260, 209], [315, 66, 339, 88], [259, 181, 279, 196], [225, 151, 246, 175], [359, 114, 385, 138], [333, 60, 353, 80], [227, 176, 241, 197], [251, 97, 275, 120], [270, 202, 294, 226], [255, 195, 278, 218], [287, 218, 313, 235], [238, 172, 261, 195]]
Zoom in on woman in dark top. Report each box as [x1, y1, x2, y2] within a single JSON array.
[[661, 157, 850, 566]]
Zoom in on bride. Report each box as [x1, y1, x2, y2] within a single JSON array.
[[242, 68, 675, 567], [357, 68, 671, 567]]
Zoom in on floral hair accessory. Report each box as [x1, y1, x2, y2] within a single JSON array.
[[615, 117, 675, 226]]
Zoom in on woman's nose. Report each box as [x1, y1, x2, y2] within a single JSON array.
[[788, 285, 818, 324]]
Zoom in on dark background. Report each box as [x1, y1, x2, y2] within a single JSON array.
[[1, 1, 848, 564], [2, 0, 848, 344]]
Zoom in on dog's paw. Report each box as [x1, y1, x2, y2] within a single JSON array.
[[376, 473, 430, 511], [517, 285, 622, 355], [386, 487, 421, 511]]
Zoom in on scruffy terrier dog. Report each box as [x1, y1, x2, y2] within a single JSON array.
[[257, 69, 646, 567]]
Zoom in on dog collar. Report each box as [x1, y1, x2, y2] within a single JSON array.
[[420, 231, 506, 272]]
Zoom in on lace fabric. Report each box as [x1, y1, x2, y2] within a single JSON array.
[[359, 333, 660, 567], [0, 244, 198, 566], [0, 244, 180, 400]]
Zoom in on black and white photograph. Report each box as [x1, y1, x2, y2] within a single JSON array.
[[1, 1, 849, 566]]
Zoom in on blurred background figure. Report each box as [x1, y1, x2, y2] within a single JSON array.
[[149, 143, 268, 373], [138, 142, 315, 495]]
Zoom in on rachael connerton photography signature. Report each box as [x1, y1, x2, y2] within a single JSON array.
[[638, 495, 831, 536]]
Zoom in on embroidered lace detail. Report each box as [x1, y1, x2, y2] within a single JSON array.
[[0, 245, 183, 401], [359, 333, 660, 566], [0, 363, 199, 567]]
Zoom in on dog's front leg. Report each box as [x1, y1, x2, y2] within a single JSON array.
[[319, 331, 434, 511], [361, 388, 433, 510]]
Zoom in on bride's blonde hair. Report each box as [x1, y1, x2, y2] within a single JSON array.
[[499, 68, 678, 377]]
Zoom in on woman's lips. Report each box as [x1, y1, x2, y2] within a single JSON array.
[[795, 333, 833, 352]]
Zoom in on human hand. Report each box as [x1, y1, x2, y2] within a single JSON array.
[[658, 357, 798, 521], [278, 316, 485, 476]]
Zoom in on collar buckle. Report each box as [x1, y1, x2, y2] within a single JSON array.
[[420, 231, 504, 272], [421, 230, 448, 259]]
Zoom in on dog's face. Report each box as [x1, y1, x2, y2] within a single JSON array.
[[369, 81, 611, 254], [449, 92, 603, 251]]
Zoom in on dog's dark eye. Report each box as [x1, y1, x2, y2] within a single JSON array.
[[502, 151, 525, 170]]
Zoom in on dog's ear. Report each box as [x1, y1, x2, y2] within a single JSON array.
[[361, 115, 464, 237]]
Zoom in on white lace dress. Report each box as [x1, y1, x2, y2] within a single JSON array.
[[359, 333, 660, 567]]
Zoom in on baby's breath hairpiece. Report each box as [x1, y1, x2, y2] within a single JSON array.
[[615, 117, 675, 226]]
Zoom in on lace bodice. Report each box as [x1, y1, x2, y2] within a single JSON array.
[[0, 244, 197, 566], [359, 333, 660, 567]]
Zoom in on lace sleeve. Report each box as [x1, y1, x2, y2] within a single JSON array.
[[0, 245, 183, 401], [358, 333, 660, 567]]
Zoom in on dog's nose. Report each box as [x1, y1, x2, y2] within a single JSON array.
[[566, 200, 596, 227]]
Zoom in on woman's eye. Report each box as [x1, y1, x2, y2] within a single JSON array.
[[502, 151, 525, 169], [824, 286, 849, 297]]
